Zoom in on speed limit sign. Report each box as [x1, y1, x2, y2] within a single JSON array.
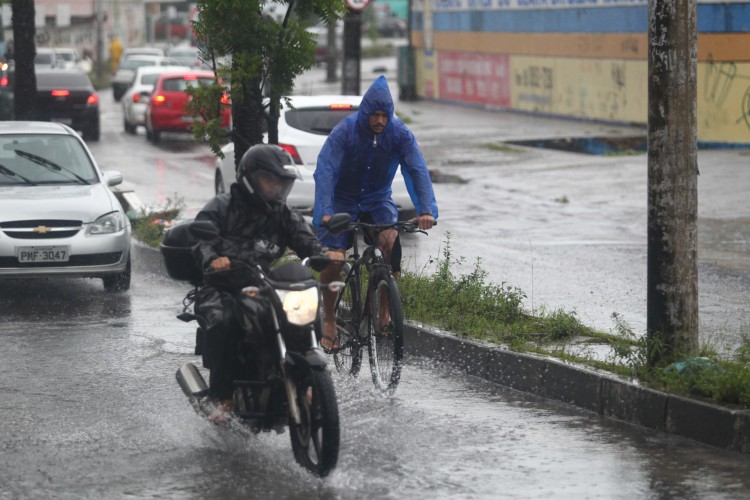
[[345, 0, 370, 10]]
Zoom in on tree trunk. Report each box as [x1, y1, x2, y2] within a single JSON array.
[[11, 0, 37, 120], [231, 58, 264, 171], [647, 0, 699, 365]]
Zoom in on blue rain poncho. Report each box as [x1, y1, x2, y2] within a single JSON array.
[[313, 75, 438, 226]]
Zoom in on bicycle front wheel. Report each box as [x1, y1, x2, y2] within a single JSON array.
[[366, 269, 404, 393], [333, 263, 363, 376]]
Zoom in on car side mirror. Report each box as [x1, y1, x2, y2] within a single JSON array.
[[190, 220, 219, 241], [103, 170, 123, 187], [322, 213, 350, 233]]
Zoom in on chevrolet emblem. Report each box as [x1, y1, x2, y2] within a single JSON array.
[[33, 226, 52, 234]]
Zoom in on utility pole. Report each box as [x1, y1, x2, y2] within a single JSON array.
[[95, 0, 103, 81], [647, 0, 699, 365], [325, 18, 337, 83], [341, 0, 369, 95]]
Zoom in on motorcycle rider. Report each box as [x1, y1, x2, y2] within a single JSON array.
[[192, 144, 323, 424]]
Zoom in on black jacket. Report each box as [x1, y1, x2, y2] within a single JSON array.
[[192, 183, 321, 331], [193, 183, 321, 273]]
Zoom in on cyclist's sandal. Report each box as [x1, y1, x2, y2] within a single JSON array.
[[376, 324, 393, 338], [321, 335, 340, 352]]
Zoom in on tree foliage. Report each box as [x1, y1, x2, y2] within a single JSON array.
[[187, 0, 344, 171]]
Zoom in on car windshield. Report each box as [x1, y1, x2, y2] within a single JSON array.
[[57, 51, 76, 61], [35, 53, 55, 65], [121, 58, 160, 70], [169, 48, 198, 58], [141, 73, 162, 85], [36, 71, 91, 89], [284, 107, 357, 135], [162, 76, 213, 91], [0, 135, 98, 185]]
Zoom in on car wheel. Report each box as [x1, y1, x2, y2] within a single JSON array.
[[151, 128, 161, 143], [103, 254, 131, 292], [83, 120, 101, 142], [215, 169, 224, 195], [123, 118, 136, 135]]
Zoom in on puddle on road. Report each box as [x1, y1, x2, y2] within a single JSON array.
[[508, 136, 647, 156]]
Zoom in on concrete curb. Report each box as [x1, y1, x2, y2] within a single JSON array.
[[403, 324, 750, 453], [133, 241, 750, 454]]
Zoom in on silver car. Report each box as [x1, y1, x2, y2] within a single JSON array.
[[112, 55, 179, 102], [214, 95, 416, 219], [0, 122, 132, 291]]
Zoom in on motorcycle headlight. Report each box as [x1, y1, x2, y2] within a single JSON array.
[[276, 287, 319, 326], [87, 211, 124, 235]]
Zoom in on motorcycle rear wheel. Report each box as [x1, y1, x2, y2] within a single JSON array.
[[289, 368, 340, 477]]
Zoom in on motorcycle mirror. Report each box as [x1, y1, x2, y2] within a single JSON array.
[[322, 213, 351, 233], [190, 220, 219, 240]]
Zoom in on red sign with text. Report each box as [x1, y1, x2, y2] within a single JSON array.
[[438, 52, 511, 107]]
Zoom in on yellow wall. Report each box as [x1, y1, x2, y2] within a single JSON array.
[[698, 61, 750, 143], [411, 30, 750, 144], [510, 56, 647, 124]]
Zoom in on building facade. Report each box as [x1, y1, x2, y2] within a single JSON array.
[[409, 0, 750, 145]]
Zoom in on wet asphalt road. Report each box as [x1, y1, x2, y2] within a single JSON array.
[[1, 61, 750, 498], [2, 269, 750, 499]]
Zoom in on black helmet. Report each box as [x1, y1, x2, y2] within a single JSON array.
[[237, 144, 298, 206]]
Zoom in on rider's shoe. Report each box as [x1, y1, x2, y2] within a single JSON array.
[[208, 399, 233, 425]]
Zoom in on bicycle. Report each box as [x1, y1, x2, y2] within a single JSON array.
[[323, 215, 432, 394]]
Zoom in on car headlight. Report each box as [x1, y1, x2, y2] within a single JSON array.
[[87, 211, 124, 235], [276, 287, 319, 326]]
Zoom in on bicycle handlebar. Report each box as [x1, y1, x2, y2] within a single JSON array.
[[343, 219, 436, 235]]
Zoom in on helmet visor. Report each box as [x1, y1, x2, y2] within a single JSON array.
[[251, 169, 295, 203]]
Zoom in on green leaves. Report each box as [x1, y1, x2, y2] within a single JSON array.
[[190, 0, 345, 153]]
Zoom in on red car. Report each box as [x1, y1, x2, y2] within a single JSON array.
[[144, 70, 230, 143]]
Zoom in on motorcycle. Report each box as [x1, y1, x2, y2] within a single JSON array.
[[161, 219, 343, 477]]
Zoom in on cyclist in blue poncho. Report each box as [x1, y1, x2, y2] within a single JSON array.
[[313, 75, 438, 349]]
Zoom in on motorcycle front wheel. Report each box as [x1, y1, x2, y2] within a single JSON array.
[[289, 368, 340, 477]]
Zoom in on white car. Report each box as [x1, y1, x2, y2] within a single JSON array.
[[166, 45, 210, 69], [214, 95, 416, 218], [0, 122, 132, 291], [121, 65, 191, 134], [54, 47, 82, 69], [112, 55, 179, 102]]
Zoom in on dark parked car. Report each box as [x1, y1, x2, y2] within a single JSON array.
[[34, 68, 100, 142]]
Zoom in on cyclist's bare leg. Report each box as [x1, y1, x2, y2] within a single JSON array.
[[377, 229, 399, 330], [320, 249, 346, 349]]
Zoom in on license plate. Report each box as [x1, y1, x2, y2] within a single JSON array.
[[17, 246, 71, 263], [181, 116, 195, 122], [53, 117, 73, 125]]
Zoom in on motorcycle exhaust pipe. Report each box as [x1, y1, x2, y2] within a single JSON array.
[[176, 363, 209, 399]]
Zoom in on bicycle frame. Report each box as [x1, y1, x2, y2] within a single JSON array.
[[329, 219, 427, 391]]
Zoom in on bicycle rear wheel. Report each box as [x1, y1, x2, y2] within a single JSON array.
[[366, 269, 404, 393], [333, 263, 363, 376]]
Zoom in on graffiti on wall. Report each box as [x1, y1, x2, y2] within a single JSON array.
[[510, 56, 647, 122], [699, 57, 750, 141], [514, 64, 554, 109]]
